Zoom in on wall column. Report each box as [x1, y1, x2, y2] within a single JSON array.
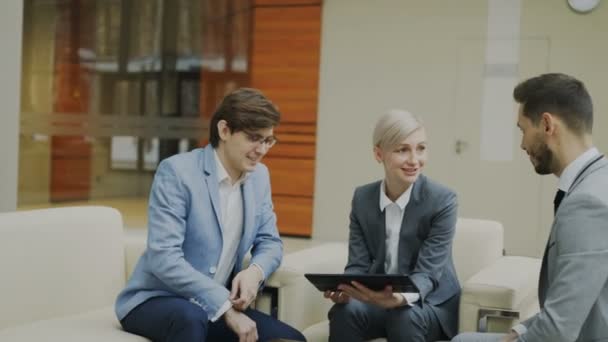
[[0, 0, 24, 212]]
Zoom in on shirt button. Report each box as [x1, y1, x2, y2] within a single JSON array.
[[209, 266, 217, 274]]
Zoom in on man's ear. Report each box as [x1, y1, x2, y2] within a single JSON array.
[[373, 146, 383, 163], [541, 112, 557, 135], [217, 120, 231, 141]]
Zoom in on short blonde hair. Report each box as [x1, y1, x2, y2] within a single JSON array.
[[373, 109, 423, 150]]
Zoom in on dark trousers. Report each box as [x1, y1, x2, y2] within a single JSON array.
[[328, 299, 446, 342], [121, 296, 306, 342]]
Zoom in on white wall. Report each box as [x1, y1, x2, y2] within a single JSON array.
[[0, 1, 23, 212], [313, 0, 608, 257]]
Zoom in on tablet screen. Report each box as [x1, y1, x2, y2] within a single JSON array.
[[304, 273, 418, 292]]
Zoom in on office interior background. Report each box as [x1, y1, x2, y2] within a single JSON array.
[[1, 0, 607, 258]]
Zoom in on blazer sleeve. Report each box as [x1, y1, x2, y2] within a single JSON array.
[[344, 188, 373, 274], [519, 193, 608, 342], [249, 165, 283, 281], [146, 160, 230, 319], [410, 191, 458, 300]]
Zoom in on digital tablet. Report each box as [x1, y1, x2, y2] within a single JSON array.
[[304, 273, 418, 292]]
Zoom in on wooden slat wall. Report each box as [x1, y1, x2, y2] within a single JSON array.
[[251, 0, 322, 236], [254, 0, 321, 6], [51, 0, 92, 202]]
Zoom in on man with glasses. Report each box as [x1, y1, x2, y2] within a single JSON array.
[[115, 88, 305, 342]]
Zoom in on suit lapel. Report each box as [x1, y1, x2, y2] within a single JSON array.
[[238, 179, 255, 259], [201, 146, 224, 235], [367, 183, 386, 274], [539, 154, 605, 306], [401, 176, 425, 228], [567, 155, 605, 195], [398, 176, 425, 272]]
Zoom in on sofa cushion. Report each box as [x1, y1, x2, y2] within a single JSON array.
[[0, 307, 148, 341], [461, 256, 541, 309], [0, 206, 126, 329], [453, 218, 504, 282]]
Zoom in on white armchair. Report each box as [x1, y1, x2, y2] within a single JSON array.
[[0, 206, 147, 341], [258, 218, 541, 341]]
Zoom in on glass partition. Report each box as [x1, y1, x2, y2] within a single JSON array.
[[19, 0, 252, 229]]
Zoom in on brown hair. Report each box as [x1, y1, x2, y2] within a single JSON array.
[[209, 88, 281, 147]]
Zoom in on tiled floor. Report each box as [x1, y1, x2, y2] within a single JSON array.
[[19, 197, 323, 254]]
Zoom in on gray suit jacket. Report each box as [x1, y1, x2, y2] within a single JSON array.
[[344, 174, 460, 338], [520, 156, 608, 342]]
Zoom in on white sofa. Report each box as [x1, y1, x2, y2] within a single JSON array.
[[270, 218, 541, 342], [0, 206, 298, 341], [0, 207, 541, 342], [0, 206, 147, 341]]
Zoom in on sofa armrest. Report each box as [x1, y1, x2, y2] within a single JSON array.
[[123, 230, 147, 280], [254, 243, 348, 331], [459, 256, 541, 333], [254, 266, 303, 319]]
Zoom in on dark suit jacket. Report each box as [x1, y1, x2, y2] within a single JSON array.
[[344, 174, 460, 338]]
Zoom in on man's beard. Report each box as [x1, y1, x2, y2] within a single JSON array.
[[531, 141, 554, 175]]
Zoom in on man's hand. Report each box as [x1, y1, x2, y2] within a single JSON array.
[[324, 290, 351, 304], [338, 281, 405, 309], [500, 331, 519, 342], [230, 266, 264, 311], [224, 308, 258, 342]]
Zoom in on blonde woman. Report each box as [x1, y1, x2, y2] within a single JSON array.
[[325, 110, 460, 341]]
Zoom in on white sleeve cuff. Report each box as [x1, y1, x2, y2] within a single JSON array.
[[210, 300, 232, 322], [512, 323, 527, 336], [400, 292, 420, 306]]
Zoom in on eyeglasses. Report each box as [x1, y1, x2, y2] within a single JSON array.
[[243, 131, 278, 148]]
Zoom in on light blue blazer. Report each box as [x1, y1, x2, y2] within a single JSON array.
[[115, 145, 283, 321]]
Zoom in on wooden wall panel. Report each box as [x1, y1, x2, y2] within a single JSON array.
[[269, 143, 316, 159], [50, 153, 91, 201], [264, 158, 314, 197], [251, 2, 321, 236], [254, 0, 321, 6], [251, 5, 321, 124], [51, 0, 92, 202], [273, 196, 313, 236]]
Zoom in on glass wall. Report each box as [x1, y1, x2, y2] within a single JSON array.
[[19, 0, 252, 228]]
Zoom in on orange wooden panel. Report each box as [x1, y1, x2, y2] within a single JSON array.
[[50, 156, 91, 202], [254, 0, 321, 6], [251, 5, 321, 123], [251, 2, 321, 238], [273, 195, 313, 236], [267, 142, 315, 159], [50, 1, 92, 202], [276, 122, 317, 135], [275, 133, 315, 145], [264, 156, 314, 197], [51, 136, 91, 157]]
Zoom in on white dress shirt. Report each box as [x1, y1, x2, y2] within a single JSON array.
[[214, 150, 247, 289], [210, 150, 246, 321], [379, 181, 420, 305], [211, 150, 264, 321], [558, 147, 600, 193], [512, 146, 600, 336]]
